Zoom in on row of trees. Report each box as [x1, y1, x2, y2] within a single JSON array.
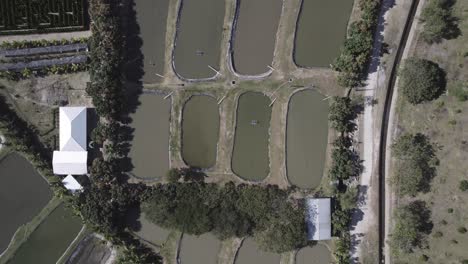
[[142, 182, 308, 253], [328, 96, 362, 263], [76, 0, 162, 263], [333, 0, 380, 87]]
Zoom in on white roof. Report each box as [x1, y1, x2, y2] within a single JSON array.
[[53, 151, 88, 175], [306, 198, 331, 240], [62, 175, 83, 192], [59, 107, 87, 151]]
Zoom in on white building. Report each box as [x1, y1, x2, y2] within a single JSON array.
[[62, 174, 83, 192], [306, 198, 331, 240], [52, 107, 87, 191]]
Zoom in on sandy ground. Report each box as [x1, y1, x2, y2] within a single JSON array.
[[383, 0, 425, 263]]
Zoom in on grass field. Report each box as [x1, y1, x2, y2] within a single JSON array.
[[391, 0, 468, 262]]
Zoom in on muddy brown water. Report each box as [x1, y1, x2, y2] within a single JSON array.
[[0, 153, 52, 254], [129, 94, 171, 180], [235, 238, 280, 264], [7, 204, 82, 264], [182, 96, 220, 168], [173, 0, 225, 79], [133, 0, 169, 83], [231, 92, 271, 181], [286, 89, 329, 189], [294, 0, 354, 67], [295, 244, 331, 264], [231, 0, 283, 75], [180, 233, 221, 264]]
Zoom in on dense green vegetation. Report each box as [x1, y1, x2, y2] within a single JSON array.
[[399, 58, 446, 104], [142, 182, 307, 253], [333, 0, 380, 87], [0, 37, 88, 49], [391, 133, 438, 196], [327, 96, 362, 263], [420, 0, 460, 43], [389, 201, 432, 254]]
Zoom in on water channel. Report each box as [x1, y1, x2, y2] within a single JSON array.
[[7, 204, 82, 264], [133, 0, 169, 83], [294, 0, 354, 67], [235, 238, 280, 264], [295, 244, 331, 264], [173, 0, 225, 79], [182, 95, 220, 168], [286, 89, 329, 189], [180, 233, 221, 264], [231, 0, 283, 75], [231, 92, 271, 181], [129, 94, 171, 180], [0, 153, 52, 254]]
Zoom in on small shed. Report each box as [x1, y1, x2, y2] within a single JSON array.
[[306, 198, 331, 240]]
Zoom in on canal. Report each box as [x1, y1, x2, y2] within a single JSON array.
[[294, 0, 354, 67], [133, 0, 170, 83], [0, 153, 52, 254], [231, 0, 282, 75], [231, 92, 271, 181], [7, 204, 82, 264], [129, 94, 171, 180], [173, 0, 225, 79], [180, 233, 221, 264], [286, 89, 329, 189], [235, 238, 280, 264], [182, 95, 220, 168]]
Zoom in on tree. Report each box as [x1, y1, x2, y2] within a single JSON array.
[[389, 201, 432, 254], [459, 180, 468, 192], [328, 97, 356, 133], [420, 0, 460, 43], [166, 168, 181, 183], [399, 58, 446, 104], [392, 133, 438, 196]]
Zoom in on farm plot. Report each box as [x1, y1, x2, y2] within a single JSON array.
[[0, 0, 86, 35]]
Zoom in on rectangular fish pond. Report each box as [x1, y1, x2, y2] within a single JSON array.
[[173, 0, 225, 80], [231, 92, 272, 181], [129, 94, 171, 180], [179, 233, 221, 264], [231, 0, 283, 75], [182, 95, 220, 168], [235, 238, 280, 264], [131, 0, 170, 83], [294, 0, 354, 67], [286, 89, 329, 189], [6, 204, 82, 264], [0, 153, 52, 254]]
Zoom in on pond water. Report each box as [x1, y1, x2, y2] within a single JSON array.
[[295, 244, 331, 264], [182, 96, 220, 168], [179, 233, 221, 264], [235, 238, 280, 264], [132, 213, 171, 246], [231, 92, 271, 180], [173, 0, 225, 79], [231, 0, 282, 75], [7, 204, 82, 264], [286, 90, 329, 189], [133, 0, 169, 83], [0, 153, 52, 254], [129, 94, 171, 180], [294, 0, 354, 67]]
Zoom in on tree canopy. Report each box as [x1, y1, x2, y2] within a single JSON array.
[[420, 0, 460, 43], [399, 58, 446, 104]]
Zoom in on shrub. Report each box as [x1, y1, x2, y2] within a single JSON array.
[[389, 201, 432, 254], [448, 82, 468, 102], [399, 58, 446, 104], [448, 208, 454, 213], [420, 254, 429, 261], [392, 133, 438, 196], [432, 231, 443, 238], [420, 0, 460, 43], [457, 227, 467, 234], [459, 180, 468, 192]]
